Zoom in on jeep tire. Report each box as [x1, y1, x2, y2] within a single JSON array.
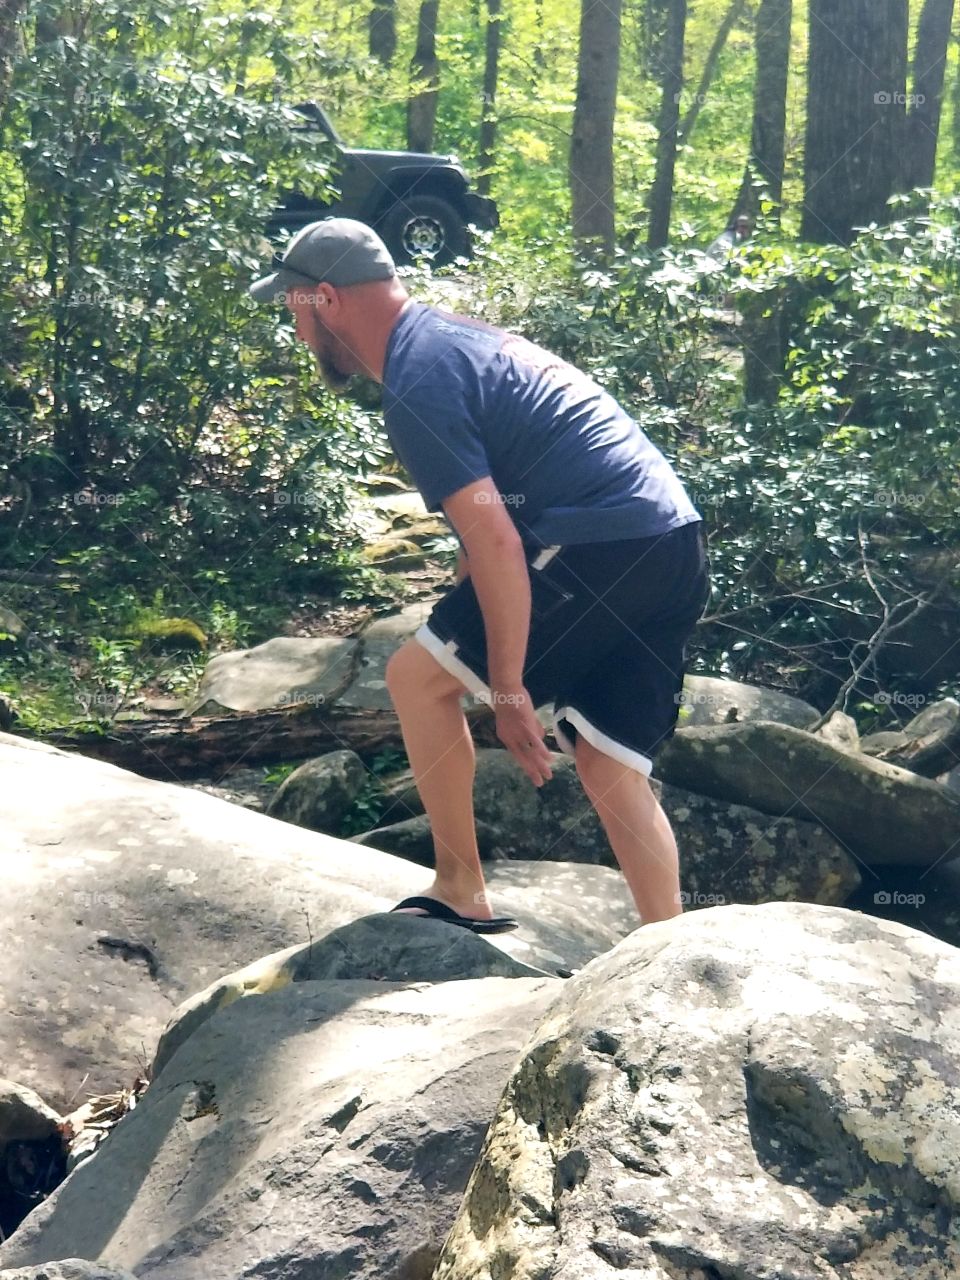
[[379, 193, 470, 265]]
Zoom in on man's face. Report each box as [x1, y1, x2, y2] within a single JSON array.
[[285, 286, 353, 392]]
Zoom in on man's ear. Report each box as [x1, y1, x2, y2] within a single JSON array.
[[314, 283, 337, 312]]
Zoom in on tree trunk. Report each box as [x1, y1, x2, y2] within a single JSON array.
[[646, 0, 688, 250], [407, 0, 440, 153], [0, 0, 25, 116], [570, 0, 622, 256], [902, 0, 955, 193], [802, 0, 908, 244], [477, 0, 502, 195], [679, 0, 747, 143], [27, 705, 503, 780], [733, 0, 791, 223], [369, 0, 397, 66], [533, 0, 546, 70]]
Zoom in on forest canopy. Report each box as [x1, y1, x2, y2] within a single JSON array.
[[0, 0, 959, 731]]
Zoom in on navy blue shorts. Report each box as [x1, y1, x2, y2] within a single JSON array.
[[415, 519, 711, 775]]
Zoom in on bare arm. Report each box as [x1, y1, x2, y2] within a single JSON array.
[[442, 478, 552, 784]]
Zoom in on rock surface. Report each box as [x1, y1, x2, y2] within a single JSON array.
[[861, 696, 960, 778], [434, 901, 960, 1280], [367, 750, 860, 907], [266, 749, 367, 831], [0, 735, 618, 1108], [813, 709, 861, 752], [677, 674, 818, 728], [332, 601, 434, 711], [658, 720, 960, 866], [151, 916, 557, 1078], [0, 977, 557, 1280], [0, 1080, 63, 1145], [0, 1265, 139, 1279], [353, 813, 505, 865], [185, 635, 357, 715]]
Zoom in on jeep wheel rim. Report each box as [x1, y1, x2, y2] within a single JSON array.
[[402, 214, 445, 258]]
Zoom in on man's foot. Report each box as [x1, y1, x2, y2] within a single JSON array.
[[390, 893, 519, 934], [391, 883, 493, 921]]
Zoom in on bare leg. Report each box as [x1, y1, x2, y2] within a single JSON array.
[[574, 735, 683, 925], [383, 638, 495, 920]]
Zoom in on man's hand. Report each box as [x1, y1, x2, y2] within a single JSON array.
[[492, 684, 554, 786]]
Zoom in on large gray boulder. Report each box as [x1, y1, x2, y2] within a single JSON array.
[[353, 813, 505, 864], [0, 976, 557, 1280], [185, 635, 357, 715], [677, 674, 818, 728], [333, 602, 435, 711], [151, 915, 557, 1078], [266, 749, 367, 831], [658, 720, 960, 866], [0, 1080, 63, 1145], [434, 901, 960, 1279], [861, 696, 960, 778], [184, 600, 440, 717], [368, 750, 860, 907], [0, 735, 621, 1108], [812, 709, 860, 752]]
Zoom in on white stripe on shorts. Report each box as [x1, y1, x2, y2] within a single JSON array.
[[553, 705, 654, 777], [414, 623, 493, 705]]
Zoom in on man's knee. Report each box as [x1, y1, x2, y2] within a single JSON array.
[[385, 639, 423, 703], [575, 735, 655, 802], [385, 636, 466, 704]]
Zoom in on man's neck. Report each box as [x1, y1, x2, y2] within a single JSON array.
[[370, 296, 414, 383]]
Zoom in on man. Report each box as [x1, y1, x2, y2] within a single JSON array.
[[706, 212, 753, 262], [250, 218, 711, 936]]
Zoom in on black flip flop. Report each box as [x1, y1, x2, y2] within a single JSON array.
[[390, 895, 519, 934]]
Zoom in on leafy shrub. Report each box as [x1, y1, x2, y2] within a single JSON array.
[[447, 216, 960, 706], [0, 0, 387, 598]]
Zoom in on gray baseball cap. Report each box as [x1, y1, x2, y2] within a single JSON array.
[[249, 217, 396, 302]]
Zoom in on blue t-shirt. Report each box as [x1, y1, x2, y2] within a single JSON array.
[[381, 302, 701, 547]]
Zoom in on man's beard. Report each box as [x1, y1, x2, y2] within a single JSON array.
[[311, 327, 353, 392], [315, 350, 352, 392]]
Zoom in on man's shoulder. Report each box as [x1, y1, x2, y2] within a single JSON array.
[[385, 302, 502, 398]]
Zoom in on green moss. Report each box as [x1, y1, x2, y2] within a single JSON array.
[[128, 617, 208, 653]]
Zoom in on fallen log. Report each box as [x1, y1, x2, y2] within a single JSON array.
[[18, 702, 502, 780]]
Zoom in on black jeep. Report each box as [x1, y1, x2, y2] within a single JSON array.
[[268, 103, 498, 266]]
